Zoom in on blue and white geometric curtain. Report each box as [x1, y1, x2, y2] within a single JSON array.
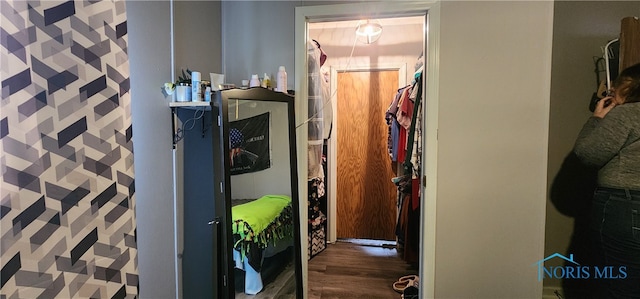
[[1, 1, 137, 298]]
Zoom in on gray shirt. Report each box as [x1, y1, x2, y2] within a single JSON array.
[[574, 102, 640, 190]]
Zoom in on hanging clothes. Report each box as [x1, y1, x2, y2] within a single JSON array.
[[386, 77, 422, 175], [308, 40, 330, 259], [386, 89, 404, 161], [387, 86, 413, 163], [391, 72, 423, 264], [408, 79, 422, 179], [307, 39, 324, 180], [321, 66, 333, 139]]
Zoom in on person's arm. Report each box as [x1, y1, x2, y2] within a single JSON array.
[[574, 100, 630, 167]]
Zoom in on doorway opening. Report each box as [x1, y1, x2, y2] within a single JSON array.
[[308, 15, 422, 240], [298, 5, 436, 296], [309, 13, 423, 241], [295, 3, 440, 297]]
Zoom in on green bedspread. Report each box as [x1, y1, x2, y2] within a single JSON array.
[[232, 195, 294, 262]]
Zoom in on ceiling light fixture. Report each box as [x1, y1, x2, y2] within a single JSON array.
[[355, 19, 383, 44]]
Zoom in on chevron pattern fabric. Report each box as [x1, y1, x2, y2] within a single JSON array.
[[309, 226, 326, 259], [1, 1, 137, 298]]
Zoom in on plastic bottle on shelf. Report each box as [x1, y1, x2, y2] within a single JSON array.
[[262, 73, 271, 89], [250, 74, 260, 88], [277, 66, 287, 93], [191, 71, 202, 101], [204, 86, 212, 102]]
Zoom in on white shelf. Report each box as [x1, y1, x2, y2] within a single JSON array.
[[169, 101, 212, 109], [169, 102, 211, 111]]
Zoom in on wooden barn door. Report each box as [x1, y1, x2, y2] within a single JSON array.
[[336, 70, 399, 240]]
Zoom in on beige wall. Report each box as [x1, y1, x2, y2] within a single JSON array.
[[545, 1, 640, 294], [434, 1, 553, 297]]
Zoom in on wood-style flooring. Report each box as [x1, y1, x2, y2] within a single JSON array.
[[308, 239, 418, 299], [234, 251, 296, 299], [234, 264, 296, 299], [233, 239, 417, 298]]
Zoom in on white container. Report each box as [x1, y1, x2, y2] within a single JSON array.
[[175, 83, 191, 102], [277, 66, 287, 93], [205, 86, 212, 102], [249, 74, 260, 88], [191, 71, 202, 101]]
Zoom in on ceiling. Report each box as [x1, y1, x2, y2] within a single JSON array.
[[308, 15, 424, 31]]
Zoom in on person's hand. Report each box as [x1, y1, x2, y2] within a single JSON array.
[[593, 96, 616, 118], [230, 148, 242, 166]]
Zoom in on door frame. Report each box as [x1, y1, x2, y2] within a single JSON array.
[[295, 2, 440, 298], [327, 64, 407, 243]]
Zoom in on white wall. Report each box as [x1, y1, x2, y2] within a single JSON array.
[[174, 1, 223, 78], [126, 2, 176, 298], [220, 0, 341, 87], [434, 1, 552, 297], [126, 1, 221, 298], [221, 1, 298, 88], [230, 100, 293, 199]]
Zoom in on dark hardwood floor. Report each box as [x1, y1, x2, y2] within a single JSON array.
[[308, 239, 418, 299]]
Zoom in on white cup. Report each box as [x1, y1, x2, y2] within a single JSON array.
[[210, 73, 225, 91]]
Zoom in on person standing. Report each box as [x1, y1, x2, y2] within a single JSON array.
[[574, 62, 640, 298]]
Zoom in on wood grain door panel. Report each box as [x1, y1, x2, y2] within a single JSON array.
[[336, 70, 399, 240]]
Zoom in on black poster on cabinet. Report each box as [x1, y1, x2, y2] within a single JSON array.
[[229, 112, 270, 175]]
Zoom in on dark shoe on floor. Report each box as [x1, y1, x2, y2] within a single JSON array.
[[402, 285, 419, 299]]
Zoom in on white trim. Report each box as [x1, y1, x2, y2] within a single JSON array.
[[422, 5, 440, 299], [170, 0, 175, 84], [169, 1, 182, 298], [326, 63, 407, 244], [294, 8, 309, 297], [329, 62, 408, 73], [329, 67, 338, 244], [295, 2, 440, 298], [171, 148, 182, 299]]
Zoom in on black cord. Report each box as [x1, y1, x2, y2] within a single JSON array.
[[173, 107, 205, 144], [592, 56, 606, 88]]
